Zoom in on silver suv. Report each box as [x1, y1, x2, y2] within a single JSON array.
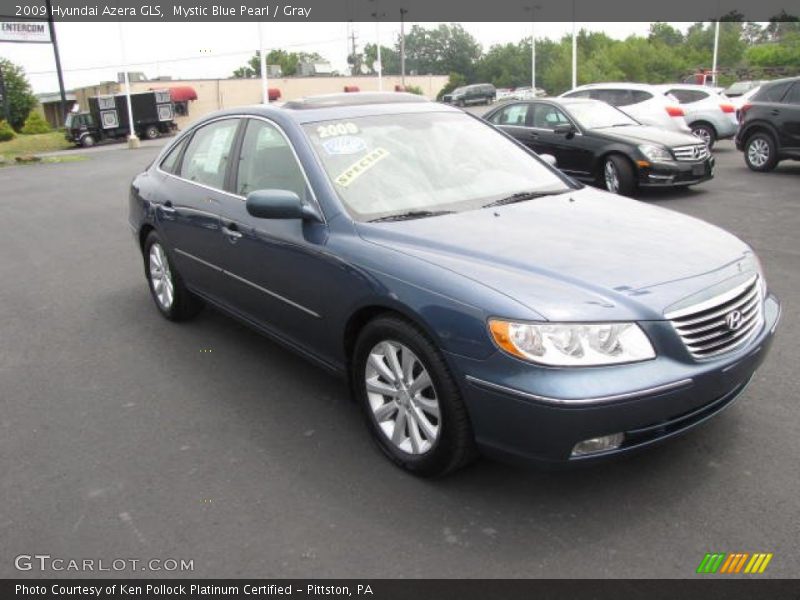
[[654, 84, 739, 149]]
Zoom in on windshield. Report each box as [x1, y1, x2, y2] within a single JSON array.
[[303, 111, 571, 221], [567, 102, 639, 129]]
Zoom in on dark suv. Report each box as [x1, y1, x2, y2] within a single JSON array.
[[443, 83, 496, 107], [735, 77, 800, 172]]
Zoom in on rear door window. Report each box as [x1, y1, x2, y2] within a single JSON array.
[[781, 82, 800, 105], [179, 119, 239, 190], [668, 89, 707, 104], [755, 81, 792, 102], [533, 104, 571, 129], [489, 103, 531, 126]]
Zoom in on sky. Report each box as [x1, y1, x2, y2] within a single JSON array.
[[1, 21, 692, 94]]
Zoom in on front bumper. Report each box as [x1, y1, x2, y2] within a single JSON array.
[[449, 294, 780, 466], [637, 156, 715, 188]]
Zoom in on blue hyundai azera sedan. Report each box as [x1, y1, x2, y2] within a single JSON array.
[[129, 93, 780, 476]]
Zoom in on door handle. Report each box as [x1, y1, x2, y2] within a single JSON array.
[[770, 109, 780, 116], [222, 223, 243, 242], [159, 201, 177, 216], [529, 132, 539, 139]]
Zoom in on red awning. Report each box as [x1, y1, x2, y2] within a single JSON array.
[[165, 86, 198, 102]]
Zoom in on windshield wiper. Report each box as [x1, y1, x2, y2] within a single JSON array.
[[368, 210, 454, 223], [482, 189, 569, 208]]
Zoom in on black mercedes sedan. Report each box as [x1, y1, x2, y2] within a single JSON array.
[[484, 98, 714, 196]]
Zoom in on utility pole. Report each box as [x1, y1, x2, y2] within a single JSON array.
[[371, 0, 383, 91], [400, 8, 408, 87], [0, 64, 10, 124], [45, 0, 68, 126]]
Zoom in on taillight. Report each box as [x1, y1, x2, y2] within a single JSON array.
[[666, 106, 684, 117], [739, 103, 753, 123], [719, 103, 735, 113]]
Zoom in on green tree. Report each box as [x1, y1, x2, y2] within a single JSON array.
[[232, 50, 326, 78], [404, 24, 481, 78], [21, 110, 51, 134], [648, 23, 684, 47], [0, 58, 37, 131], [436, 72, 467, 100], [363, 43, 400, 75], [0, 119, 15, 142]]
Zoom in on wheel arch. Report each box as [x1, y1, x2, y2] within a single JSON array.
[[138, 223, 156, 253], [740, 121, 779, 146], [689, 119, 717, 136], [595, 149, 637, 179]]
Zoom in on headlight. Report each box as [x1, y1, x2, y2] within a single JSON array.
[[488, 319, 656, 366], [638, 144, 673, 162]]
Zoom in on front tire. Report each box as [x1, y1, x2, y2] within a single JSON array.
[[80, 135, 95, 148], [601, 155, 636, 196], [144, 125, 160, 140], [744, 132, 778, 172], [143, 231, 203, 321], [352, 316, 477, 477]]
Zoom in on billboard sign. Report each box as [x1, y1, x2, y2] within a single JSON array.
[[0, 21, 51, 44]]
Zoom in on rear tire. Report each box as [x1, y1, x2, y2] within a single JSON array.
[[143, 231, 203, 321], [691, 123, 716, 150], [744, 132, 778, 172], [600, 155, 636, 196], [144, 125, 160, 140], [352, 316, 477, 477]]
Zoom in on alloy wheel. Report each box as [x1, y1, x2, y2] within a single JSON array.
[[747, 138, 770, 168], [604, 160, 620, 193], [149, 243, 174, 310], [693, 127, 713, 147], [364, 341, 440, 455]]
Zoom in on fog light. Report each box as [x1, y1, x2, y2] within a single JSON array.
[[571, 433, 625, 457]]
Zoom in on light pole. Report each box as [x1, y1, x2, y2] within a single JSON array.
[[571, 0, 577, 89], [258, 22, 269, 103], [712, 19, 720, 86], [117, 21, 139, 148], [525, 4, 541, 93], [371, 0, 384, 91], [400, 7, 408, 87]]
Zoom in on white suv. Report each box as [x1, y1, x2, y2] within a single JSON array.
[[560, 83, 690, 133]]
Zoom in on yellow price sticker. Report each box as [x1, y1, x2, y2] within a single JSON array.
[[335, 148, 389, 188]]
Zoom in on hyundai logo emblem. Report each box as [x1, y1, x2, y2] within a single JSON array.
[[725, 310, 744, 331]]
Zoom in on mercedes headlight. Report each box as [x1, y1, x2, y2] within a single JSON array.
[[489, 320, 655, 366], [638, 144, 673, 162]]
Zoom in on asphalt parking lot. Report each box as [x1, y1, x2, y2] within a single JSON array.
[[1, 135, 798, 578]]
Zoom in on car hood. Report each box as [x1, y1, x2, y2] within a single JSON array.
[[356, 187, 757, 321], [591, 125, 700, 148]]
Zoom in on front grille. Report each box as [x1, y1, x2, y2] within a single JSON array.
[[667, 276, 763, 359], [672, 144, 710, 162]]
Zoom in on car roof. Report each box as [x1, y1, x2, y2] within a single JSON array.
[[572, 82, 658, 90], [200, 93, 462, 125]]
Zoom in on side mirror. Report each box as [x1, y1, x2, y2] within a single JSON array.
[[554, 123, 576, 138], [245, 189, 319, 221], [540, 153, 558, 168]]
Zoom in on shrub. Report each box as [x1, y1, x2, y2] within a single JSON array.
[[21, 111, 51, 135], [403, 85, 424, 95], [0, 120, 16, 142]]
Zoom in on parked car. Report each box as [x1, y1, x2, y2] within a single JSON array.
[[442, 83, 496, 106], [653, 84, 738, 149], [731, 85, 763, 121], [735, 76, 800, 171], [509, 86, 547, 100], [561, 83, 691, 134], [130, 92, 779, 476], [484, 98, 714, 195], [724, 80, 767, 98], [495, 87, 514, 101]]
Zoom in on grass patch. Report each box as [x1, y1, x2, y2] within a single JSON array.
[[0, 131, 74, 160]]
